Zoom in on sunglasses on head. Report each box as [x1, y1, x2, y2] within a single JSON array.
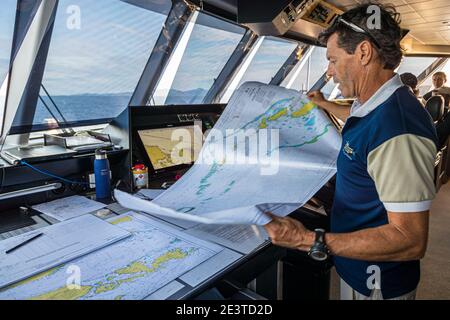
[[334, 16, 382, 49]]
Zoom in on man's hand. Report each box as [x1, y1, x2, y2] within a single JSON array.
[[263, 213, 315, 251], [307, 91, 327, 107], [307, 90, 351, 121]]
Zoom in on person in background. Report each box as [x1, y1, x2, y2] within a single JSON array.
[[423, 71, 450, 107], [400, 72, 424, 106]]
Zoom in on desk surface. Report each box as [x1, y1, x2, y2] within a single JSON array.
[[0, 200, 273, 300]]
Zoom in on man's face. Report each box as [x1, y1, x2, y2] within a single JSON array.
[[325, 33, 361, 98], [433, 74, 446, 89]]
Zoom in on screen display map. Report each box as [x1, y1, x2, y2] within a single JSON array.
[[138, 125, 202, 170]]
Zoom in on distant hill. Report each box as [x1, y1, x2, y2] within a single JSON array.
[[63, 92, 133, 97], [164, 88, 208, 105], [47, 88, 209, 104], [32, 88, 210, 124]]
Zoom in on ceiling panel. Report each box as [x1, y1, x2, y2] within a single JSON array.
[[424, 16, 450, 24], [420, 7, 450, 18], [394, 5, 416, 14], [410, 0, 450, 11], [401, 11, 425, 20], [402, 18, 428, 26], [317, 1, 450, 48], [377, 0, 409, 6]]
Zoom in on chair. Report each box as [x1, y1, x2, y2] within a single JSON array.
[[425, 95, 445, 123], [425, 96, 448, 189]]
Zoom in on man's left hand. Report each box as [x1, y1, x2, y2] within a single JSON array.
[[263, 213, 315, 251]]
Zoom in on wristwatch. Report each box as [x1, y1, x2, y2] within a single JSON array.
[[308, 228, 329, 261]]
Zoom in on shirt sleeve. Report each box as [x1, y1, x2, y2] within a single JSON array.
[[367, 134, 437, 212], [437, 87, 450, 95]]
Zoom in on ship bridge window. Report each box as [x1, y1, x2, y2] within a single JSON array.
[[154, 11, 245, 105], [28, 0, 171, 131], [237, 37, 298, 88], [321, 78, 340, 99], [284, 46, 328, 94], [0, 0, 16, 111], [419, 58, 450, 96]]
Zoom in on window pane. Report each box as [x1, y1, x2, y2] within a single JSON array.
[[308, 47, 328, 89], [33, 0, 170, 126], [417, 58, 450, 97], [287, 46, 328, 93], [162, 12, 245, 105], [396, 56, 437, 77], [322, 79, 338, 99], [396, 56, 438, 96], [238, 37, 297, 87], [0, 0, 16, 84]]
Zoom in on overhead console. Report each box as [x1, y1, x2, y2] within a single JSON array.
[[189, 0, 343, 44], [237, 0, 341, 37]]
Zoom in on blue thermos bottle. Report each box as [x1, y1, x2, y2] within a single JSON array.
[[94, 149, 111, 199]]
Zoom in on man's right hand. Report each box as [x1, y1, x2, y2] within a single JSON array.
[[307, 91, 327, 108], [307, 90, 351, 121]]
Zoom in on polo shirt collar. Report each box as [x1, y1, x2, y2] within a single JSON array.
[[350, 74, 404, 118]]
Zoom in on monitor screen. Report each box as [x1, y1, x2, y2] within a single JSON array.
[[137, 125, 202, 171]]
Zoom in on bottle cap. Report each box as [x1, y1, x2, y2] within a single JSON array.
[[95, 148, 107, 160]]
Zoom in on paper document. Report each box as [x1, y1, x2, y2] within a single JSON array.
[[32, 195, 107, 221], [0, 212, 223, 300], [116, 82, 341, 226], [65, 135, 105, 147], [145, 281, 185, 300], [136, 189, 166, 200], [185, 224, 268, 254], [179, 249, 242, 287], [0, 214, 130, 289]]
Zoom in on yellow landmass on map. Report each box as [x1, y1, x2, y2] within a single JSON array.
[[146, 146, 173, 168], [30, 285, 92, 300], [2, 267, 60, 291], [116, 262, 152, 275], [83, 249, 189, 296], [259, 118, 267, 129], [146, 146, 169, 161], [151, 248, 187, 270], [291, 102, 316, 117], [95, 282, 119, 294], [118, 274, 145, 284], [110, 216, 133, 225], [268, 108, 288, 121], [95, 274, 146, 295]]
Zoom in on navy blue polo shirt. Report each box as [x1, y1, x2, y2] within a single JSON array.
[[332, 74, 438, 299]]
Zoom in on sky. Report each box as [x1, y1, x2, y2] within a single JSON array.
[[42, 0, 170, 96], [289, 46, 329, 93], [0, 0, 16, 84], [239, 38, 298, 87], [168, 20, 244, 93]]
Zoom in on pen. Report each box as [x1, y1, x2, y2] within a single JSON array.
[[5, 232, 44, 254]]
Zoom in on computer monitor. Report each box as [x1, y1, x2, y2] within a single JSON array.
[[136, 124, 203, 172]]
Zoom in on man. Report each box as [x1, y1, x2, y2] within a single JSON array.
[[400, 72, 419, 96], [264, 3, 438, 300], [400, 72, 424, 105], [423, 72, 450, 107]]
